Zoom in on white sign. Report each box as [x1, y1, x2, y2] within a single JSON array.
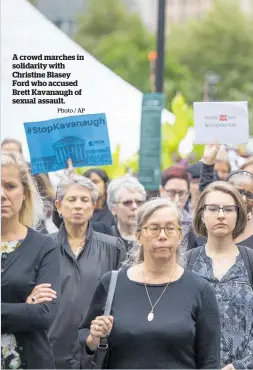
[[193, 102, 249, 144]]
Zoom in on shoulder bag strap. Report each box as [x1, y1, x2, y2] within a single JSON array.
[[238, 245, 253, 288], [186, 247, 201, 269], [90, 271, 119, 369], [104, 270, 119, 316]]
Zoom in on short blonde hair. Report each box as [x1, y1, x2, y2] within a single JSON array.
[[194, 181, 247, 240], [1, 152, 44, 228]]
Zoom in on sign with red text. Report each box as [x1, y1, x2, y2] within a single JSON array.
[[193, 102, 249, 144]]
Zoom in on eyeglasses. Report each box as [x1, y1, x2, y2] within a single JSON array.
[[163, 189, 189, 198], [117, 200, 144, 208], [237, 188, 253, 200], [142, 225, 181, 237], [203, 204, 238, 215]]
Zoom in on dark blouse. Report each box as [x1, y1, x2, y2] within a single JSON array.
[[1, 228, 60, 369], [79, 268, 221, 369]]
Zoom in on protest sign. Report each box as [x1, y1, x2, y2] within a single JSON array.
[[139, 93, 164, 190], [193, 102, 249, 144], [24, 113, 112, 174]]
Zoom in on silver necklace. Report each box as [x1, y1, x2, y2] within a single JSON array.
[[143, 267, 176, 322]]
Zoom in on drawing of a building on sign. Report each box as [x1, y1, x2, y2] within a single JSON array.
[[32, 156, 57, 173], [86, 147, 112, 165], [52, 136, 87, 165]]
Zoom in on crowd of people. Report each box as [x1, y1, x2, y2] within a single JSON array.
[[1, 137, 253, 369]]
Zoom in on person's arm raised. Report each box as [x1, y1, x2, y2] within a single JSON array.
[[199, 143, 220, 192]]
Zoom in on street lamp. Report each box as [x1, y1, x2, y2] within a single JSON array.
[[155, 0, 166, 93]]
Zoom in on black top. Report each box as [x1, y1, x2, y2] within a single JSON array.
[[110, 224, 135, 252], [79, 268, 221, 369], [1, 228, 60, 369], [48, 223, 126, 369], [92, 205, 115, 228], [52, 207, 114, 235], [238, 234, 253, 250]]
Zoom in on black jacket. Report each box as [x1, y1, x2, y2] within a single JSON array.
[[110, 225, 135, 252], [199, 162, 219, 192], [91, 205, 115, 228], [1, 228, 60, 369], [52, 207, 114, 235], [48, 223, 126, 369]]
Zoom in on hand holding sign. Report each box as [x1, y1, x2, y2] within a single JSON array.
[[202, 143, 220, 166], [66, 158, 74, 175]]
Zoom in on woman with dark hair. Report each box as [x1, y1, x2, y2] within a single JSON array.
[[160, 166, 198, 250], [83, 168, 115, 228]]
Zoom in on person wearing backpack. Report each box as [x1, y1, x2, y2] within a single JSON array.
[[186, 181, 253, 370]]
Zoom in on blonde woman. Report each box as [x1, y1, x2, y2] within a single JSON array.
[[187, 181, 253, 369], [79, 198, 220, 369], [1, 153, 60, 369]]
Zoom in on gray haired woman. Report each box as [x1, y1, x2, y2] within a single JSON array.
[[78, 198, 221, 369], [48, 174, 126, 369]]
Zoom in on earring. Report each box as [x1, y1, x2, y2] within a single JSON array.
[[58, 213, 62, 219]]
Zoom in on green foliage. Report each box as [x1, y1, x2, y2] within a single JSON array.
[[74, 0, 196, 96], [73, 0, 253, 178], [167, 0, 253, 134], [76, 93, 203, 177], [74, 0, 155, 92]]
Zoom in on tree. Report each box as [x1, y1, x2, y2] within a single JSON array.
[[74, 0, 155, 92], [166, 0, 253, 134], [74, 0, 192, 95]]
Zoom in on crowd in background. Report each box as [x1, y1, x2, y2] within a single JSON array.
[[1, 137, 253, 369]]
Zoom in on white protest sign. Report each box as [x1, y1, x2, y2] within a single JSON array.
[[193, 102, 249, 144]]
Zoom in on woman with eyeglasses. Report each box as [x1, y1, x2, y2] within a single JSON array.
[[160, 166, 198, 251], [106, 175, 147, 253], [199, 144, 253, 249], [79, 198, 220, 369], [186, 181, 253, 370]]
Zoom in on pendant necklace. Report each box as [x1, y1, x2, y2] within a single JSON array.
[[143, 266, 176, 322]]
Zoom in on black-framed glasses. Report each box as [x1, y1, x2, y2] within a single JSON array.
[[142, 225, 181, 237], [117, 200, 144, 208], [237, 188, 253, 200], [203, 204, 238, 215]]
